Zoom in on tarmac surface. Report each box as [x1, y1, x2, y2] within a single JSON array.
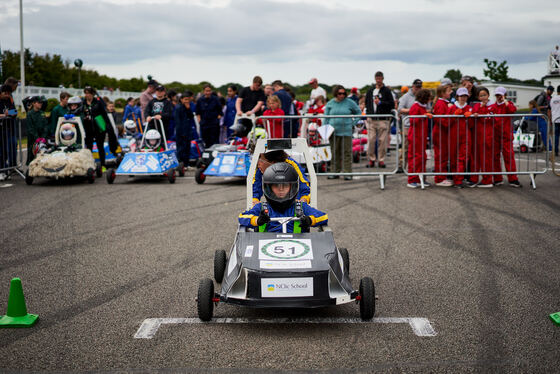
[[0, 166, 559, 373]]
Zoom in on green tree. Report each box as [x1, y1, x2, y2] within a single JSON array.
[[483, 59, 509, 81], [444, 69, 462, 83]]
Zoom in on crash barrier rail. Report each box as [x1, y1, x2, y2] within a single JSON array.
[[0, 117, 25, 179], [256, 112, 400, 190], [550, 118, 560, 177], [403, 113, 550, 189], [12, 86, 141, 108]]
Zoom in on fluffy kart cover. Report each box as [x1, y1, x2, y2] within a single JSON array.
[[28, 149, 96, 177]]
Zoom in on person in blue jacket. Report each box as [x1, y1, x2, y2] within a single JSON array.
[[251, 149, 310, 206], [223, 85, 238, 138], [174, 91, 194, 165], [239, 162, 327, 233]]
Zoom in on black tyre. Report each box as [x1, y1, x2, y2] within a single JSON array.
[[178, 162, 185, 177], [195, 168, 206, 184], [96, 163, 103, 178], [167, 169, 176, 184], [106, 168, 116, 184], [214, 250, 227, 283], [25, 170, 33, 185], [520, 144, 528, 153], [338, 247, 350, 275], [86, 168, 95, 184], [353, 151, 360, 163], [197, 278, 214, 321], [359, 277, 375, 320]]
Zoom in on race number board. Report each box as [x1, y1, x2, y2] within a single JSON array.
[[258, 239, 313, 261]]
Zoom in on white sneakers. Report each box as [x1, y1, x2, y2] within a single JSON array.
[[435, 180, 453, 187]]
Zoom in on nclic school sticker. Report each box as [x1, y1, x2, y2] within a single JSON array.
[[258, 239, 313, 261]]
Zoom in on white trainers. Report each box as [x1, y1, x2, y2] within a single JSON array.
[[435, 180, 453, 187], [407, 182, 420, 188], [477, 183, 493, 188], [0, 173, 6, 181]]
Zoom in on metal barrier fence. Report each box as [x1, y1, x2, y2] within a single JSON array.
[[0, 117, 25, 179], [551, 119, 560, 177], [256, 112, 400, 189], [403, 113, 550, 189]]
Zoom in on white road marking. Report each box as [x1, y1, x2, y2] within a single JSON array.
[[134, 317, 437, 339], [0, 184, 13, 188]]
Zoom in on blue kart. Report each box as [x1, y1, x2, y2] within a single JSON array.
[[105, 119, 180, 184]]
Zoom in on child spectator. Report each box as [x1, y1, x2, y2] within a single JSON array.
[[489, 87, 520, 187], [144, 85, 173, 140], [471, 87, 494, 187], [260, 95, 285, 138], [432, 85, 453, 186], [26, 96, 49, 165], [448, 87, 473, 188], [406, 89, 432, 188], [239, 162, 327, 233], [308, 95, 326, 126], [49, 92, 70, 137]]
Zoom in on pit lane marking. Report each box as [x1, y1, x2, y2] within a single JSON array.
[[134, 317, 437, 339]]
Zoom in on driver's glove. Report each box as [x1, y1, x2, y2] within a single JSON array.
[[256, 211, 270, 226], [299, 215, 312, 230]]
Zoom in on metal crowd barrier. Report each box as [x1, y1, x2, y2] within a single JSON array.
[[403, 113, 549, 189], [0, 117, 25, 179], [551, 119, 560, 177], [256, 112, 400, 189]]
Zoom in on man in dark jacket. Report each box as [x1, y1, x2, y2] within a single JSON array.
[[272, 80, 295, 137], [174, 91, 194, 165], [196, 84, 222, 147], [365, 71, 395, 168], [144, 85, 173, 140]]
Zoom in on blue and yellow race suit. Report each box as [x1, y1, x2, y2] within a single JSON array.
[[239, 202, 328, 233], [252, 157, 311, 205]]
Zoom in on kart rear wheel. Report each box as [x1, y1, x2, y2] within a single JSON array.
[[96, 163, 103, 178], [195, 168, 206, 184], [86, 168, 95, 184], [178, 162, 185, 177], [25, 170, 33, 185], [197, 278, 214, 321], [353, 151, 360, 163], [106, 168, 116, 184], [359, 277, 375, 320], [520, 144, 528, 153], [338, 247, 350, 275], [214, 250, 227, 283], [168, 169, 176, 184]]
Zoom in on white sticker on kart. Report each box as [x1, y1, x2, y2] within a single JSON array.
[[244, 245, 254, 257], [260, 260, 311, 269], [221, 155, 236, 165], [261, 277, 313, 298], [258, 239, 313, 261]]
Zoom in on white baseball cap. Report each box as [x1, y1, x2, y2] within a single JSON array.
[[456, 87, 469, 96], [440, 78, 452, 86], [495, 87, 507, 96]]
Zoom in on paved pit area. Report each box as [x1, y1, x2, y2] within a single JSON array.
[[0, 170, 559, 373]]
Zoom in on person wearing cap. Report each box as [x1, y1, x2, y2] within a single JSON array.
[[140, 79, 158, 122], [348, 87, 360, 105], [144, 85, 173, 140], [25, 96, 49, 165], [548, 85, 560, 157], [488, 86, 520, 187], [308, 78, 327, 108], [448, 87, 473, 188], [397, 78, 423, 172], [461, 76, 478, 106], [365, 71, 395, 168]]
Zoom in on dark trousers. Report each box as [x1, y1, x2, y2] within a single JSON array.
[[85, 131, 107, 166], [201, 125, 220, 148], [176, 135, 191, 164]]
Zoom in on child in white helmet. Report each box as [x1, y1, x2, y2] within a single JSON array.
[[142, 129, 165, 152]]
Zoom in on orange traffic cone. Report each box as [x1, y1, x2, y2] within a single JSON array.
[[0, 278, 39, 327]]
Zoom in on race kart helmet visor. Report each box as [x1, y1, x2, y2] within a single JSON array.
[[262, 162, 299, 212], [60, 124, 77, 146], [144, 129, 161, 149], [124, 120, 137, 134]]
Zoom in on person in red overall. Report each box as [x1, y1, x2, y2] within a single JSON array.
[[407, 89, 432, 188], [259, 95, 284, 138], [432, 84, 453, 187], [448, 87, 473, 188], [471, 87, 495, 187], [489, 86, 521, 187]]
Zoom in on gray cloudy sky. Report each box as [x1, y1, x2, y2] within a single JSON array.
[[1, 0, 559, 87]]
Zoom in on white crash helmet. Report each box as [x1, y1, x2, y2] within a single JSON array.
[[124, 120, 137, 135], [144, 129, 162, 150], [67, 96, 83, 114], [60, 123, 77, 146]]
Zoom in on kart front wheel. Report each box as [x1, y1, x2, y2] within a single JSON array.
[[359, 277, 375, 320], [106, 168, 116, 184], [195, 168, 206, 184], [86, 168, 95, 184], [214, 250, 227, 283], [197, 278, 214, 321], [168, 169, 176, 184], [25, 170, 33, 185], [338, 247, 350, 275], [96, 163, 103, 178], [178, 162, 185, 177]]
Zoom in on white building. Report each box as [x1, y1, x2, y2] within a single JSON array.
[[479, 81, 544, 110]]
